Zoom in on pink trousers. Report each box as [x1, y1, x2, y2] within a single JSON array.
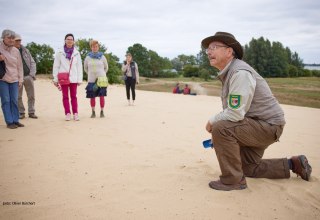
[[61, 83, 78, 115], [90, 96, 105, 108]]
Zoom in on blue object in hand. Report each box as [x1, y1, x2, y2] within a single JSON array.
[[203, 139, 213, 148]]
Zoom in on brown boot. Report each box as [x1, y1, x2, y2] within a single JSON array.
[[7, 123, 18, 129], [14, 122, 25, 127], [91, 111, 96, 118], [291, 155, 312, 181], [29, 113, 38, 119], [209, 177, 247, 191]]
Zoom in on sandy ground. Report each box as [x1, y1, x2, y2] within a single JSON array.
[[0, 79, 319, 220]]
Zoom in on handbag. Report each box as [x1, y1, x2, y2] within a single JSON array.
[[93, 83, 99, 92], [96, 76, 109, 87], [57, 73, 70, 85], [0, 60, 5, 79], [0, 52, 6, 79], [57, 57, 73, 85]]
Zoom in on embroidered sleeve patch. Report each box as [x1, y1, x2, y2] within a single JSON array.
[[229, 94, 241, 109]]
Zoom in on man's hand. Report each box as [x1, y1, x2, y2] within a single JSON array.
[[18, 82, 23, 88], [206, 121, 213, 133]]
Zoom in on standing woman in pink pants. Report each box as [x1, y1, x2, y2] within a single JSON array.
[[52, 34, 83, 121]]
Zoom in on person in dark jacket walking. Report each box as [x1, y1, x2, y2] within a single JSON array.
[[121, 53, 140, 106]]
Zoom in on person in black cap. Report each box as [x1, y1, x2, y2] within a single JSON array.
[[202, 32, 312, 191], [14, 34, 38, 119]]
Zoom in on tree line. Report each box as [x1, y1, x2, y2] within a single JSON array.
[[26, 37, 320, 83]]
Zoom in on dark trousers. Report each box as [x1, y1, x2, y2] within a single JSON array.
[[211, 117, 289, 184], [125, 77, 136, 100]]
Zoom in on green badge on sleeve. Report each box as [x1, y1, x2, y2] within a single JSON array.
[[229, 94, 241, 109]]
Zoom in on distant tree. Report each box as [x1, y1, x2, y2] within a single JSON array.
[[171, 57, 183, 71], [147, 50, 173, 77], [148, 50, 162, 77], [75, 38, 107, 62], [301, 69, 312, 77], [244, 37, 305, 77], [183, 64, 199, 77], [26, 42, 54, 74], [127, 43, 150, 76], [126, 43, 173, 77], [161, 57, 172, 70], [311, 70, 320, 77], [105, 53, 121, 84], [243, 37, 272, 77], [290, 51, 304, 76], [177, 54, 197, 66], [288, 65, 299, 77], [199, 69, 210, 81], [287, 48, 304, 70], [269, 42, 289, 77]]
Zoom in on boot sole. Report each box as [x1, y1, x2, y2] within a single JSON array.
[[298, 155, 312, 181]]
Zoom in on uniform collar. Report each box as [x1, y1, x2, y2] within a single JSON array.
[[217, 58, 235, 82]]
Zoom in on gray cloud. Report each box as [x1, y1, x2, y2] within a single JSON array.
[[1, 0, 319, 63]]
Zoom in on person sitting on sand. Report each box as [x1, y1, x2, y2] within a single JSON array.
[[183, 84, 197, 95], [173, 83, 182, 94], [183, 84, 190, 95]]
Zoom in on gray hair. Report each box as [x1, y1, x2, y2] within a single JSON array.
[[1, 29, 16, 39], [231, 49, 238, 59]]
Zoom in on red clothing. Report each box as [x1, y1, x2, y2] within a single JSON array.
[[183, 87, 190, 94], [173, 87, 177, 93]]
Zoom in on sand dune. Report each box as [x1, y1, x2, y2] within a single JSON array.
[[0, 79, 319, 219]]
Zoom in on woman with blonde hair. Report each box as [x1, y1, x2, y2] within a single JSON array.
[[84, 40, 108, 118]]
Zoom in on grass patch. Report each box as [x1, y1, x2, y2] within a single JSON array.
[[137, 77, 320, 108]]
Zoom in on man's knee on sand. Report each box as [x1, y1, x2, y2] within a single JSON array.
[[211, 120, 235, 141]]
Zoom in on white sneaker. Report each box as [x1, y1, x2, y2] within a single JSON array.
[[128, 100, 131, 106], [65, 113, 71, 121], [73, 113, 79, 121]]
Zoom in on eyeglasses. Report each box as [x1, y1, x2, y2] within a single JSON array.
[[65, 38, 74, 41], [205, 44, 229, 54]]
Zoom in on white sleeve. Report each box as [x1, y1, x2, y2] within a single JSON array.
[[103, 56, 108, 74], [209, 70, 256, 124], [77, 54, 83, 83], [52, 52, 61, 82], [84, 57, 88, 73], [121, 64, 127, 73]]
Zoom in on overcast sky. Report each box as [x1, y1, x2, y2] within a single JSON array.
[[1, 0, 319, 63]]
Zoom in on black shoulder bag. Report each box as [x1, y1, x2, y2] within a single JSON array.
[[0, 52, 6, 79]]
